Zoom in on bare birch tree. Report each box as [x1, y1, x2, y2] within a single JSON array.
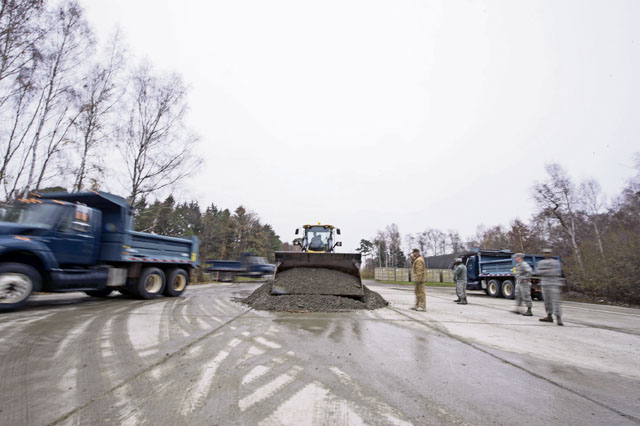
[[118, 62, 201, 205], [72, 32, 125, 191], [22, 1, 92, 194]]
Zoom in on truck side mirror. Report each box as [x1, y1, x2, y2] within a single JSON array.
[[293, 238, 301, 246], [336, 229, 341, 235], [295, 229, 299, 235], [336, 241, 342, 246]]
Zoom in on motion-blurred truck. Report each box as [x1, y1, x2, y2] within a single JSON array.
[[0, 191, 199, 311], [461, 249, 562, 300], [204, 253, 275, 282]]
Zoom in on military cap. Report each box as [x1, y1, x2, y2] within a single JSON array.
[[542, 248, 552, 254], [514, 253, 525, 258]]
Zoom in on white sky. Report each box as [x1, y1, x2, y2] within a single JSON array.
[[81, 0, 640, 252]]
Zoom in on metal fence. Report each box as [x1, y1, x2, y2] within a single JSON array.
[[374, 268, 453, 283]]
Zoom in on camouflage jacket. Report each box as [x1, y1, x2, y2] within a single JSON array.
[[515, 260, 532, 284], [535, 258, 563, 286], [453, 264, 467, 282]]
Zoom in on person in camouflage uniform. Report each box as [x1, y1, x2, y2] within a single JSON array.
[[411, 249, 426, 311], [535, 248, 564, 326], [453, 258, 467, 305], [513, 253, 533, 316]]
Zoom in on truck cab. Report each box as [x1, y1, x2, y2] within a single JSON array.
[[2, 198, 101, 266]]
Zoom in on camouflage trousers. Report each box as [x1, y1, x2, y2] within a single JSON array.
[[542, 284, 563, 316], [515, 280, 532, 308], [455, 280, 467, 298], [414, 282, 426, 309]]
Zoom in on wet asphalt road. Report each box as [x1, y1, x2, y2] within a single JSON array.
[[1, 282, 639, 426]]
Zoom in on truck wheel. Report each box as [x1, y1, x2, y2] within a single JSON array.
[[486, 279, 502, 298], [84, 289, 113, 298], [133, 267, 166, 299], [0, 263, 41, 311], [501, 280, 515, 300], [164, 268, 189, 297]]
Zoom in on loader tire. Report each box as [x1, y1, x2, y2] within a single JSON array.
[[164, 268, 189, 297]]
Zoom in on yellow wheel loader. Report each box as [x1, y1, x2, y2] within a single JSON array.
[[272, 224, 364, 298]]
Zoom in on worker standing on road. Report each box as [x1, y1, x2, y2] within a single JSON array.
[[411, 249, 427, 311], [453, 258, 468, 304], [535, 248, 564, 326], [513, 253, 533, 316]]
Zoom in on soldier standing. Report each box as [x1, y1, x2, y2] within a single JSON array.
[[453, 258, 468, 304], [535, 248, 564, 326], [410, 249, 427, 311], [513, 253, 533, 316]]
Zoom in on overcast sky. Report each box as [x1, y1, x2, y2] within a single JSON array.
[[81, 0, 639, 252]]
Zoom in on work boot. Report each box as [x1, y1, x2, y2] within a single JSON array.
[[453, 297, 460, 303], [539, 315, 553, 323], [556, 316, 564, 326], [457, 298, 467, 305], [522, 307, 533, 316]]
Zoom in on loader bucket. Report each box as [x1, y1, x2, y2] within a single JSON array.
[[271, 252, 364, 298]]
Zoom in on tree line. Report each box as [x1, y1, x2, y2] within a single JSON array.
[[0, 0, 199, 203], [0, 1, 283, 275], [134, 196, 282, 280], [360, 159, 640, 305]]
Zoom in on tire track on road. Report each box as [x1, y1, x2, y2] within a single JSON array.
[[48, 308, 252, 426]]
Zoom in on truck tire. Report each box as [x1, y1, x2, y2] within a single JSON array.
[[0, 263, 41, 311], [164, 268, 189, 297], [486, 279, 502, 298], [501, 280, 515, 300], [133, 267, 165, 299], [84, 289, 113, 298]]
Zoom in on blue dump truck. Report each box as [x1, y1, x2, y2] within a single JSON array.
[[0, 191, 199, 311], [461, 249, 562, 300], [204, 253, 275, 282]]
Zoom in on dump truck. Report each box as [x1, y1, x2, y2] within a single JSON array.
[[0, 191, 199, 311], [461, 249, 562, 300], [204, 253, 275, 282], [271, 224, 364, 298]]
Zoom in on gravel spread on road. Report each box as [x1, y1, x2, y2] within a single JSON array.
[[235, 268, 388, 312]]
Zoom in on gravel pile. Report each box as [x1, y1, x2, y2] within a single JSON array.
[[235, 268, 388, 312], [271, 268, 363, 297]]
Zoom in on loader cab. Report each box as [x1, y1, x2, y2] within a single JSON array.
[[295, 224, 341, 253]]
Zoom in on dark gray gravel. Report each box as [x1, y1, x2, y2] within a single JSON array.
[[235, 270, 388, 312], [271, 267, 364, 297]]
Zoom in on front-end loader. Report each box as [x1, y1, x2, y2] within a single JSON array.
[[271, 224, 364, 298]]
